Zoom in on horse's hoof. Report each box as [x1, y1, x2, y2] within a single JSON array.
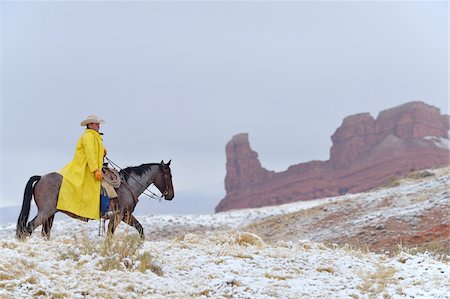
[[16, 232, 29, 240]]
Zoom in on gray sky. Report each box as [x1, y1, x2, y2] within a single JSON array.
[[0, 1, 448, 214]]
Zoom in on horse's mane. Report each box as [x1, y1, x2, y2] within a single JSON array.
[[120, 163, 160, 181]]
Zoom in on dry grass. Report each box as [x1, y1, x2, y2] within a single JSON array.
[[392, 243, 450, 262], [33, 290, 48, 297], [380, 177, 401, 189], [264, 272, 293, 280], [0, 241, 18, 250], [358, 264, 397, 297], [315, 267, 335, 274], [0, 258, 35, 287], [324, 242, 371, 255], [233, 250, 254, 259], [57, 232, 163, 276], [406, 170, 436, 180], [242, 206, 323, 243], [372, 167, 447, 192], [235, 231, 265, 249]]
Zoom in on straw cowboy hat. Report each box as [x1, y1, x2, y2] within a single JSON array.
[[80, 115, 105, 126]]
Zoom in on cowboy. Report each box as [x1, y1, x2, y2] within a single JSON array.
[[57, 115, 107, 220]]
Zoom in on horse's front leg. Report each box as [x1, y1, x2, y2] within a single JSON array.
[[107, 211, 122, 236], [123, 213, 145, 240]]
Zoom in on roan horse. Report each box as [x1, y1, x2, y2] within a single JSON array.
[[16, 160, 174, 240]]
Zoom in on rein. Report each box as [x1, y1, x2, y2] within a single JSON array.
[[105, 157, 164, 200]]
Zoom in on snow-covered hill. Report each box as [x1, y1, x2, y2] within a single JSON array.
[[0, 167, 449, 298]]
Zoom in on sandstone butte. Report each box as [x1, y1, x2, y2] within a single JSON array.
[[215, 101, 450, 213]]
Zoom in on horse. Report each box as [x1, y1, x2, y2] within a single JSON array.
[[16, 160, 174, 240]]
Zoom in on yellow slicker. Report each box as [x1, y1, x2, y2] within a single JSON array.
[[57, 129, 105, 220]]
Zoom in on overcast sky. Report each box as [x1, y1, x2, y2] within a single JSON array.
[[0, 1, 448, 215]]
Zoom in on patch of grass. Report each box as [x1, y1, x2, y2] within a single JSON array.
[[316, 266, 335, 274], [139, 251, 163, 276], [242, 207, 323, 243], [57, 245, 80, 261], [370, 176, 402, 192], [228, 278, 241, 287], [302, 243, 312, 251], [324, 242, 371, 255], [382, 177, 401, 188], [233, 251, 254, 259], [358, 265, 396, 296], [0, 272, 15, 281], [57, 232, 95, 260], [393, 243, 449, 262], [23, 275, 38, 285], [264, 273, 293, 280], [99, 233, 141, 262], [406, 170, 435, 180], [235, 231, 265, 249], [98, 234, 163, 275], [198, 289, 211, 296], [57, 232, 163, 275], [0, 258, 34, 286], [50, 292, 69, 299], [0, 241, 18, 250], [33, 290, 48, 297]]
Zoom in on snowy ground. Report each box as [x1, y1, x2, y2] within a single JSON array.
[[1, 229, 449, 298], [0, 168, 449, 298]]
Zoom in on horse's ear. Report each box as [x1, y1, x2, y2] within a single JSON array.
[[167, 159, 171, 166], [161, 160, 164, 164]]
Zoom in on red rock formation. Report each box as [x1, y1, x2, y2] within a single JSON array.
[[215, 101, 450, 212], [375, 101, 448, 139], [330, 113, 377, 167], [224, 133, 274, 192]]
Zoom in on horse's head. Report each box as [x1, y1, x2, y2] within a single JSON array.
[[154, 160, 174, 200]]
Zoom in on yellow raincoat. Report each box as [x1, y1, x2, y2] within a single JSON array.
[[57, 129, 105, 220]]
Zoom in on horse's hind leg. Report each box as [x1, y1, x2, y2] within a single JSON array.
[[30, 172, 60, 238], [124, 213, 145, 240], [25, 213, 48, 236], [27, 210, 57, 238], [41, 215, 55, 239], [26, 209, 57, 237]]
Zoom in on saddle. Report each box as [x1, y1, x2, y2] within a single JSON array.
[[101, 167, 121, 198], [100, 167, 121, 218]]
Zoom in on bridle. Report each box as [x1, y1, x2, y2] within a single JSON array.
[[161, 166, 172, 197], [105, 157, 171, 200]]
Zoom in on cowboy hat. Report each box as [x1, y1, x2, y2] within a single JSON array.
[[80, 115, 105, 126]]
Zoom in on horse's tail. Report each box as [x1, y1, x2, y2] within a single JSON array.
[[16, 175, 41, 239]]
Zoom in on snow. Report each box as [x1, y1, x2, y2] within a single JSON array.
[[0, 168, 449, 298], [424, 136, 450, 150], [1, 232, 448, 298], [137, 194, 346, 231]]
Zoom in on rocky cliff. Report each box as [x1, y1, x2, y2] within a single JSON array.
[[215, 101, 450, 212]]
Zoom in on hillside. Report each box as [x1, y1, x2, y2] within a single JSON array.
[[0, 166, 449, 298], [242, 167, 450, 253]]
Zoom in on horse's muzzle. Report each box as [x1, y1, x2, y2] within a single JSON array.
[[164, 191, 174, 201]]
